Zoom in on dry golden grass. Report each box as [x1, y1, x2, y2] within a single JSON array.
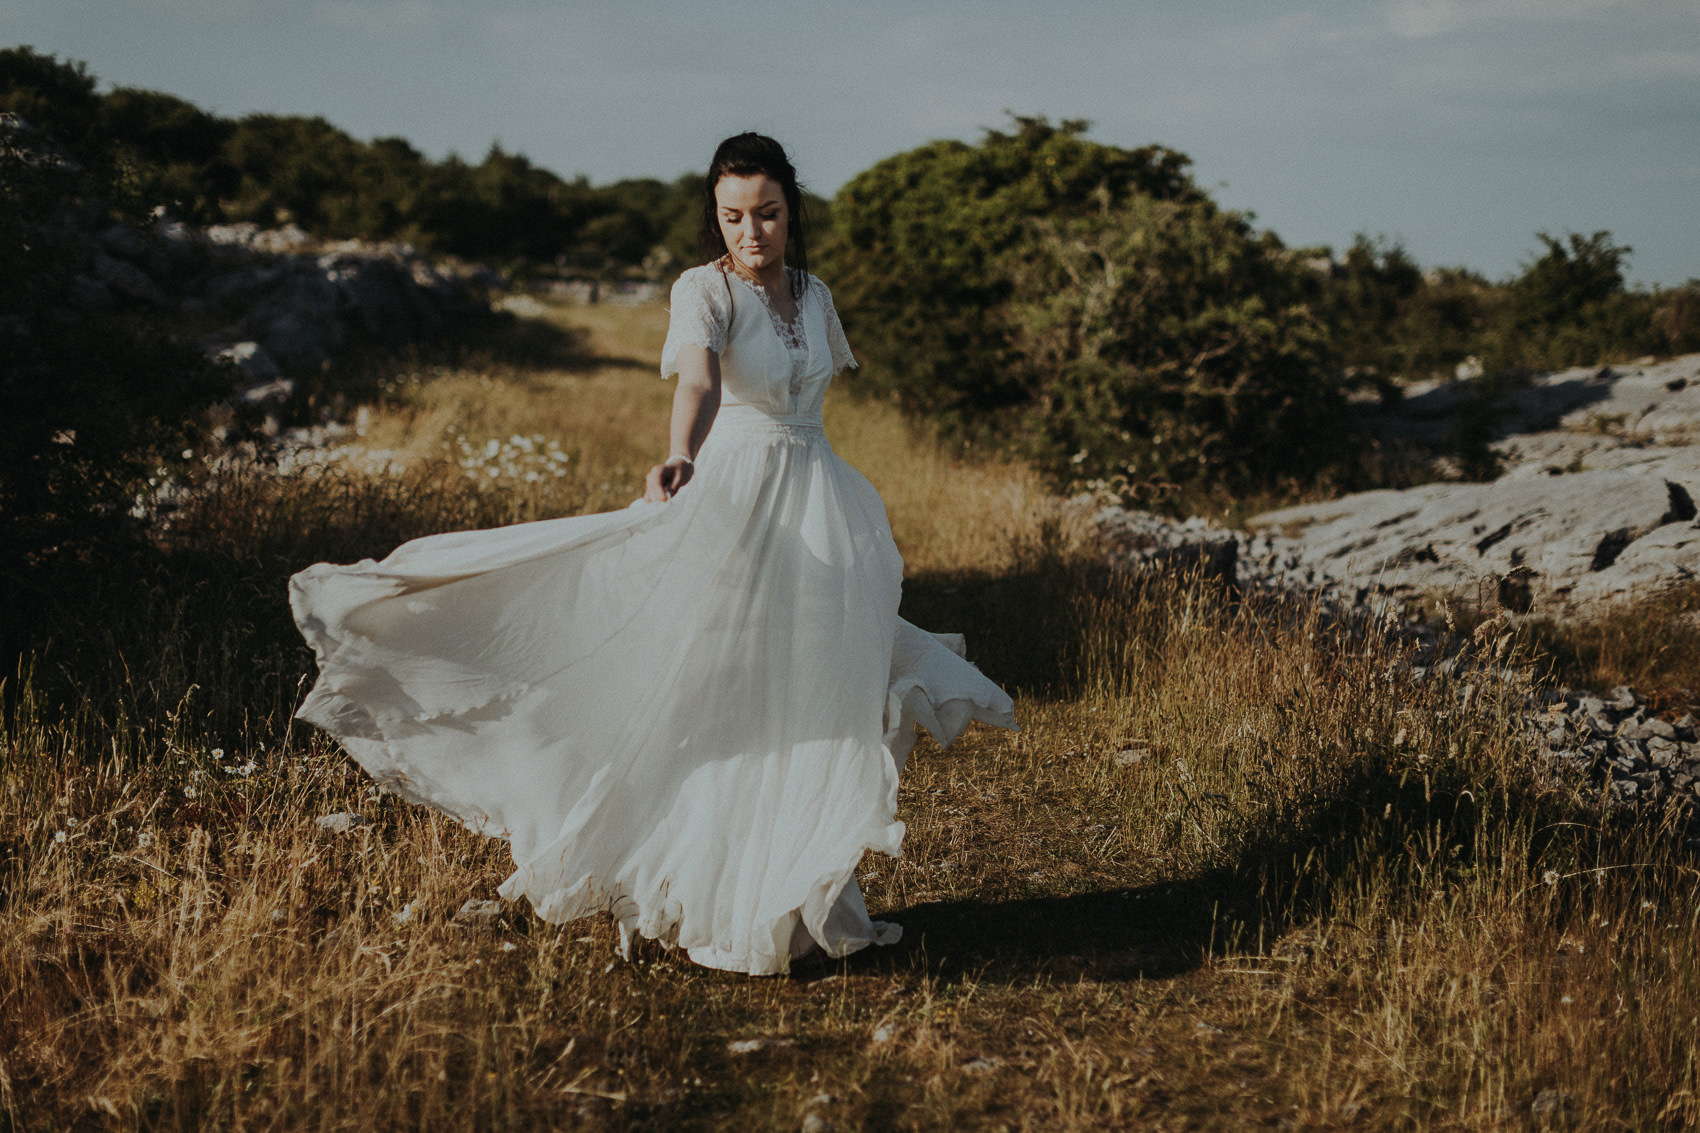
[[4, 297, 1699, 1130]]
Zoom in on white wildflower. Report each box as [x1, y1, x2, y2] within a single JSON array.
[[54, 830, 67, 844], [1543, 870, 1559, 886]]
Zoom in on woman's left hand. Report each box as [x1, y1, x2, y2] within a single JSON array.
[[644, 456, 694, 502]]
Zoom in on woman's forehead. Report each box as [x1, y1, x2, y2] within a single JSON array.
[[715, 174, 785, 210]]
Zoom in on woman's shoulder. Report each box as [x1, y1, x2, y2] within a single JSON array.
[[806, 272, 857, 373], [668, 263, 735, 318], [801, 270, 840, 306], [672, 262, 728, 296]]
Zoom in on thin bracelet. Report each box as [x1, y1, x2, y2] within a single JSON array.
[[667, 453, 694, 466]]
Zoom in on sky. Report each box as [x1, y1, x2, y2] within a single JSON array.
[[7, 0, 1698, 287]]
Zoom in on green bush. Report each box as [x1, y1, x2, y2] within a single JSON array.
[[1482, 231, 1660, 371], [1322, 230, 1697, 384], [823, 117, 1345, 498], [1319, 236, 1491, 387], [0, 115, 228, 563], [1002, 194, 1344, 491], [822, 117, 1200, 421]]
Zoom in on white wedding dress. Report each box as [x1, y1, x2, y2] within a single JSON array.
[[289, 264, 1016, 975]]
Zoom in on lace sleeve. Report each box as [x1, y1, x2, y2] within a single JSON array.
[[815, 276, 859, 376], [660, 267, 732, 379]]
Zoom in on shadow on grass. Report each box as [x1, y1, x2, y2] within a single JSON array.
[[306, 310, 650, 409], [840, 768, 1592, 989], [898, 560, 1119, 700], [451, 310, 651, 374], [859, 881, 1218, 983]]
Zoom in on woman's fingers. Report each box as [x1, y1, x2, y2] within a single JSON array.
[[643, 460, 694, 502], [643, 464, 669, 502]]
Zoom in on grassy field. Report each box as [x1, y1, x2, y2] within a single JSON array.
[[3, 300, 1698, 1131]]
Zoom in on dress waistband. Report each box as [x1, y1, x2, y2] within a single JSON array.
[[712, 404, 824, 431]]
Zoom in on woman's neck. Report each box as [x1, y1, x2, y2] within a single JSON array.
[[725, 255, 787, 294]]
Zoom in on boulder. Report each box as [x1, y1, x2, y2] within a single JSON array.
[[68, 273, 114, 310], [1251, 456, 1700, 609], [250, 223, 311, 253], [262, 312, 333, 370], [315, 812, 370, 834], [99, 222, 146, 260], [205, 222, 264, 247], [91, 250, 167, 306]]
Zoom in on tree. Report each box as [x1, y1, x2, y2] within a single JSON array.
[[821, 117, 1200, 422], [1004, 193, 1343, 491], [0, 116, 227, 561], [1484, 230, 1655, 371], [0, 46, 101, 152], [1322, 236, 1486, 384], [821, 117, 1346, 497]]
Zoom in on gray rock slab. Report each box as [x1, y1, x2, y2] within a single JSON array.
[[92, 250, 167, 306], [1251, 409, 1700, 610]]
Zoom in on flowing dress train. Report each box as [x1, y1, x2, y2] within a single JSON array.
[[290, 264, 1017, 975]]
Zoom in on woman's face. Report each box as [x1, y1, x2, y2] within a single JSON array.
[[715, 173, 789, 280]]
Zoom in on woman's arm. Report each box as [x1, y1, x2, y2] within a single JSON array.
[[644, 343, 721, 502]]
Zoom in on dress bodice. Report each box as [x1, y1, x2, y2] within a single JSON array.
[[661, 264, 857, 423]]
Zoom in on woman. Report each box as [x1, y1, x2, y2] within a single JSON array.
[[290, 133, 1015, 975]]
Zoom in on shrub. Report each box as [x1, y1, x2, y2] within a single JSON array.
[[823, 117, 1346, 499], [1320, 236, 1492, 386], [0, 115, 227, 563], [1482, 230, 1658, 371], [822, 117, 1200, 424], [1003, 194, 1344, 491]]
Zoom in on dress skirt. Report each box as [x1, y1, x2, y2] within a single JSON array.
[[290, 408, 1016, 975]]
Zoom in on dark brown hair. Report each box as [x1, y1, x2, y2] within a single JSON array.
[[698, 132, 808, 300]]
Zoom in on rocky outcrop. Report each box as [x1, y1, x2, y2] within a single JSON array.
[[1089, 358, 1700, 827], [1250, 354, 1700, 614], [67, 216, 498, 418], [1530, 686, 1700, 819], [1089, 506, 1700, 825], [3, 108, 500, 426]]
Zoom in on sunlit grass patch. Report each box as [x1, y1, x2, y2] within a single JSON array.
[[4, 298, 1699, 1129]]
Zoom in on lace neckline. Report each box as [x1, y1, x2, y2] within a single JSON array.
[[721, 262, 808, 354]]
